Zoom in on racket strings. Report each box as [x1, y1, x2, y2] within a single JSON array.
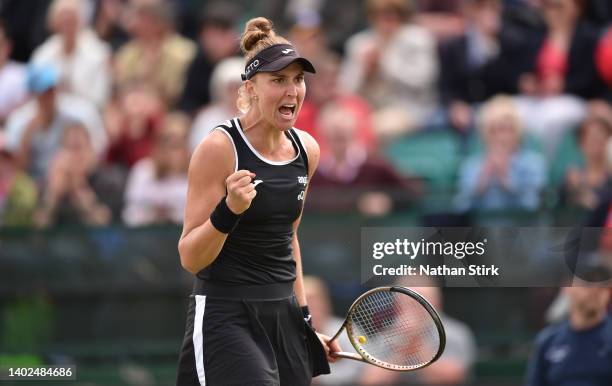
[[349, 291, 440, 369]]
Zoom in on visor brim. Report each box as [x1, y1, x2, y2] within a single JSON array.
[[259, 57, 316, 75]]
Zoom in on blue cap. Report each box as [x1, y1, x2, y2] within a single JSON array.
[[27, 64, 59, 94]]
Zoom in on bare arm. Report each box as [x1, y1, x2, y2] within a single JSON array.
[[292, 230, 307, 306], [178, 130, 241, 274], [292, 129, 320, 306], [292, 130, 343, 362]]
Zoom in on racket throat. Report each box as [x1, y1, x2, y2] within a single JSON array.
[[331, 351, 366, 362]]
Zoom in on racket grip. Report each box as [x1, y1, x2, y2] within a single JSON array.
[[331, 352, 366, 362]]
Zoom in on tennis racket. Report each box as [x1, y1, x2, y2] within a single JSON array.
[[329, 286, 446, 371]]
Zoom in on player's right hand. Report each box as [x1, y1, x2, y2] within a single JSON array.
[[316, 332, 342, 363], [225, 170, 257, 214]]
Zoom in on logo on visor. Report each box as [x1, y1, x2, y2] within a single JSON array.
[[245, 59, 260, 76], [281, 48, 294, 55]]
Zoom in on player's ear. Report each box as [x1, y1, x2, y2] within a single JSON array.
[[245, 79, 258, 100]]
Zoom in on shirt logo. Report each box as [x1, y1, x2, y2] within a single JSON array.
[[282, 48, 294, 55], [545, 345, 570, 363], [298, 176, 308, 185], [253, 179, 263, 187]]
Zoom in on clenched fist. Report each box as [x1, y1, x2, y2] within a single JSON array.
[[225, 170, 257, 214]]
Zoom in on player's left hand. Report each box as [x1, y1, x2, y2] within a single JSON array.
[[316, 332, 342, 363]]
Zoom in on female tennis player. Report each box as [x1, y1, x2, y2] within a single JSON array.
[[176, 17, 341, 386]]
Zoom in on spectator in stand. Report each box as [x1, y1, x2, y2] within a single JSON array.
[[34, 123, 113, 227], [0, 20, 28, 125], [0, 137, 37, 227], [189, 57, 242, 151], [122, 112, 189, 226], [519, 0, 604, 99], [339, 0, 439, 136], [178, 3, 239, 115], [114, 0, 196, 107], [455, 95, 547, 212], [105, 81, 165, 170], [308, 102, 421, 217], [439, 0, 529, 133], [526, 268, 612, 386], [561, 104, 612, 209], [294, 54, 377, 157], [31, 0, 112, 109], [513, 0, 603, 159], [4, 64, 107, 182]]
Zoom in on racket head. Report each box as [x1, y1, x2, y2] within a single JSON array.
[[343, 286, 446, 371]]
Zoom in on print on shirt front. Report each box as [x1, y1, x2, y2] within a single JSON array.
[[198, 118, 310, 285]]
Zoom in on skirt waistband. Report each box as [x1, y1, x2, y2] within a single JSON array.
[[192, 280, 294, 300]]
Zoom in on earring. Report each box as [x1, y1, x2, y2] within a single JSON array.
[[253, 95, 259, 100]]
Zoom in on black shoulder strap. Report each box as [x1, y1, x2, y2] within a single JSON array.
[[289, 128, 309, 176], [212, 119, 244, 172], [220, 119, 241, 146]]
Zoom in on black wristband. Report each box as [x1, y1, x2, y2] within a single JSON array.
[[209, 197, 242, 234], [301, 305, 313, 328]]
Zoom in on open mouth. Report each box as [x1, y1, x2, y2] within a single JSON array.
[[278, 104, 296, 119]]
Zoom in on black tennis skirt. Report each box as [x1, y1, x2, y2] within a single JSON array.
[[176, 281, 330, 386]]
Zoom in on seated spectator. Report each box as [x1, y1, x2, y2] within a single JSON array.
[[304, 276, 364, 386], [526, 268, 612, 386], [360, 278, 477, 386], [122, 113, 189, 226], [561, 108, 612, 209], [455, 95, 547, 212], [114, 0, 196, 107], [31, 0, 112, 108], [105, 81, 165, 169], [519, 0, 604, 99], [0, 144, 37, 227], [308, 103, 421, 217], [0, 19, 28, 125], [179, 3, 239, 115], [34, 123, 113, 227], [513, 0, 603, 158], [439, 0, 528, 133], [339, 0, 439, 135], [295, 54, 377, 157], [4, 64, 107, 182], [189, 56, 242, 151]]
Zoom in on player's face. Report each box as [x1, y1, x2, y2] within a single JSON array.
[[252, 63, 306, 130]]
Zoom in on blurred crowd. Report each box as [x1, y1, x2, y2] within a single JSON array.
[[0, 0, 611, 230]]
